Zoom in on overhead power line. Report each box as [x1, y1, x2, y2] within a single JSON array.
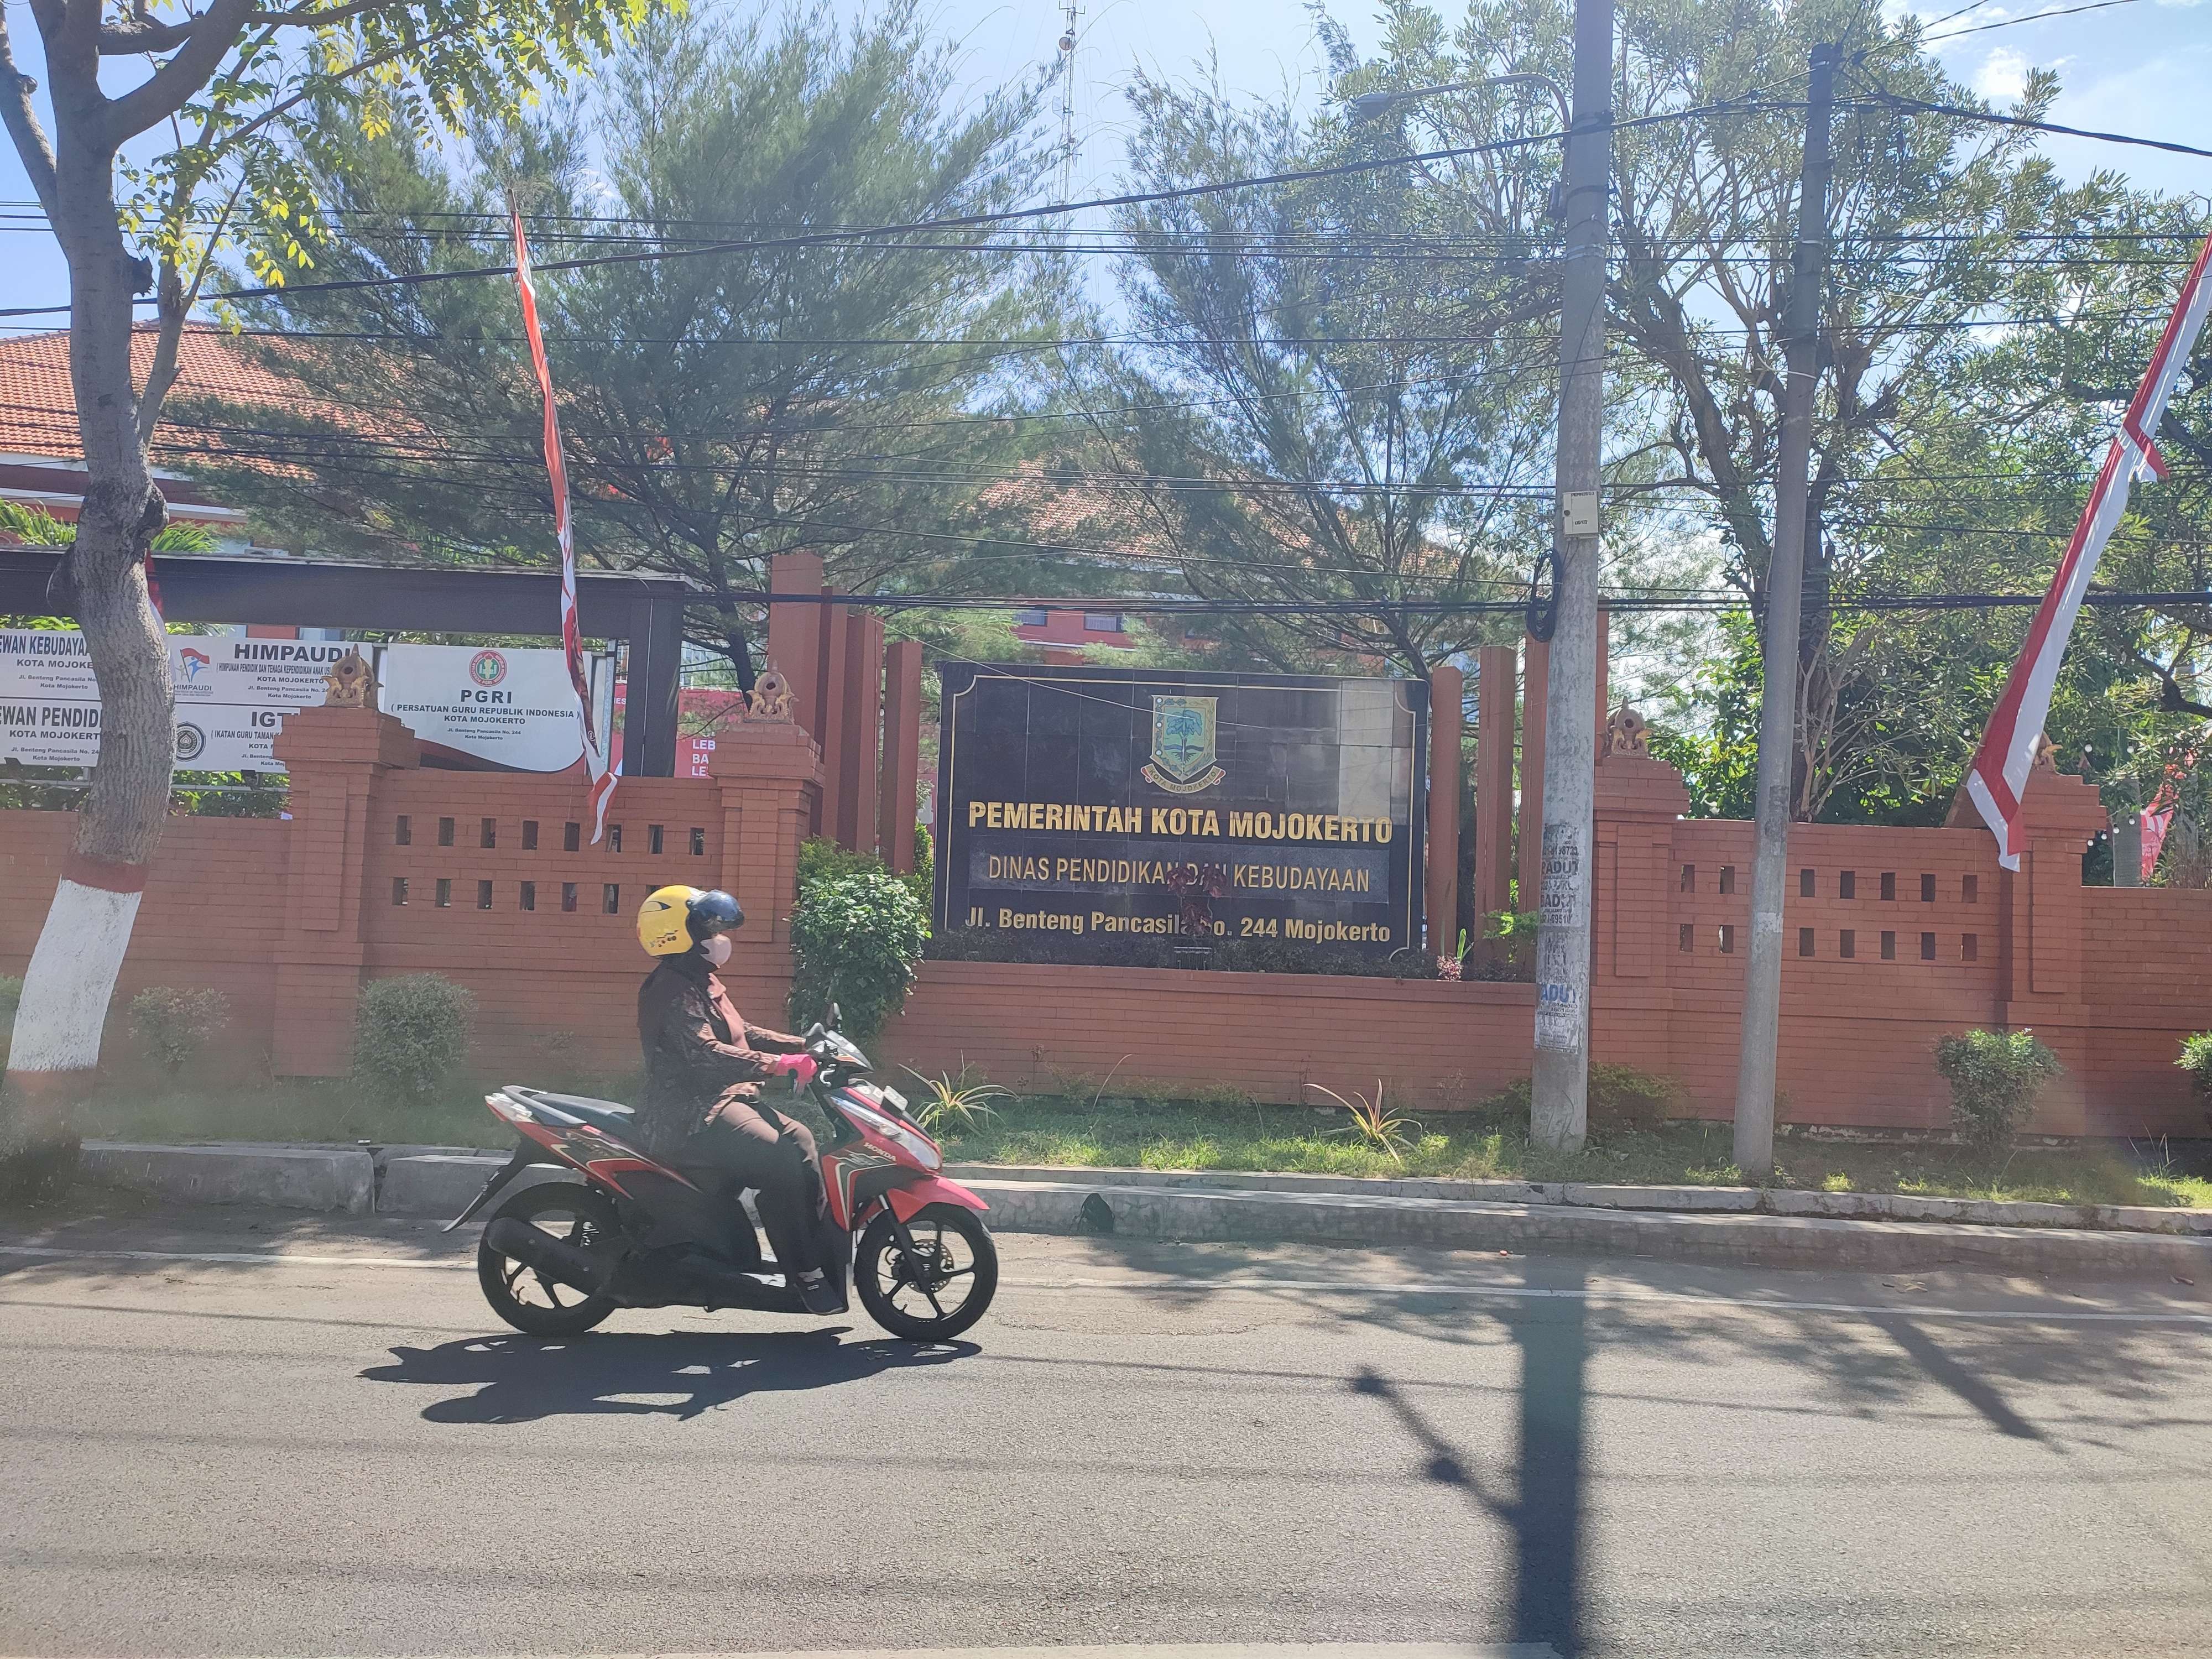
[[1920, 0, 2144, 42], [0, 97, 1797, 319]]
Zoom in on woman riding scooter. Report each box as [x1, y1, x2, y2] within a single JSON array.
[[634, 885, 846, 1313]]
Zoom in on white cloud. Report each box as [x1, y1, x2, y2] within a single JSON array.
[[1976, 45, 2032, 98]]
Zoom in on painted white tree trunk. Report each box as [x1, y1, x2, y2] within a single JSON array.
[[6, 877, 145, 1083]]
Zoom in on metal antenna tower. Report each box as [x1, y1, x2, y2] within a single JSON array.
[[1057, 0, 1080, 206]]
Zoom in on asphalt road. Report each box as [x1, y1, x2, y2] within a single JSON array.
[[2, 1200, 2210, 1658]]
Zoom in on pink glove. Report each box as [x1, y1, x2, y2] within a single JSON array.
[[770, 1054, 818, 1086]]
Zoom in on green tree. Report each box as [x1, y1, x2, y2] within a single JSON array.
[[1051, 62, 1559, 679], [1343, 0, 2146, 807], [1829, 200, 2211, 837], [177, 3, 1067, 684], [0, 0, 648, 1184]]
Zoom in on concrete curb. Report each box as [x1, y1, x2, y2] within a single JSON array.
[[82, 1142, 376, 1216], [76, 1142, 2212, 1277], [945, 1163, 2212, 1237], [964, 1178, 2212, 1277]]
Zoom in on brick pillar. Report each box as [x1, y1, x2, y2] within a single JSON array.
[[1516, 635, 1548, 911], [816, 599, 853, 849], [1473, 647, 1515, 946], [1997, 765, 2108, 1133], [268, 706, 419, 1076], [765, 552, 826, 737], [837, 609, 885, 854], [1425, 664, 1463, 955], [710, 716, 825, 948], [879, 640, 924, 874], [1591, 747, 1691, 1105]]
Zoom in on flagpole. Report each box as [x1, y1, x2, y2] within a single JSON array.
[[509, 201, 620, 843], [1960, 229, 2212, 869]]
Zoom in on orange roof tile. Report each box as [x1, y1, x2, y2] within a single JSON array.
[[0, 323, 319, 468]]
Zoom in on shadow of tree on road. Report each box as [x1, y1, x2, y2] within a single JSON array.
[[362, 1328, 977, 1422]]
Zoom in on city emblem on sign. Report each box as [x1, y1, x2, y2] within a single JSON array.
[[469, 649, 508, 687], [1142, 694, 1225, 794]]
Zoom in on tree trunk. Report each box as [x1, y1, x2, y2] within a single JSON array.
[[1, 108, 175, 1192]]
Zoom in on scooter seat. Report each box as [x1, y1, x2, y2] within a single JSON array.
[[505, 1086, 638, 1138]]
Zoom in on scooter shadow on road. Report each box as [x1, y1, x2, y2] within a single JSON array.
[[361, 1326, 978, 1424]]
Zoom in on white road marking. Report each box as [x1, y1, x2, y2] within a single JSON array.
[[0, 1245, 464, 1270], [0, 1647, 1559, 1659], [3, 1242, 2210, 1324]]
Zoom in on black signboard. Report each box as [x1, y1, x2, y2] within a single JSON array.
[[933, 663, 1427, 960]]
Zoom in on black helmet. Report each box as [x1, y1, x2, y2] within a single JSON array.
[[687, 889, 743, 942], [638, 886, 745, 956]]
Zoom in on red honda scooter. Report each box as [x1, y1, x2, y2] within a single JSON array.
[[448, 1008, 997, 1341]]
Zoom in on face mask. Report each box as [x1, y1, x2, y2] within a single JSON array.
[[702, 933, 733, 968]]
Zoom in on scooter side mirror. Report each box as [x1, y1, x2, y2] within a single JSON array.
[[827, 1001, 842, 1029]]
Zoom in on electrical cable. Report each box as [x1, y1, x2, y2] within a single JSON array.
[[0, 97, 1788, 319]]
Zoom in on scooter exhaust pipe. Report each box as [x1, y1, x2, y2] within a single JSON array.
[[484, 1215, 610, 1296]]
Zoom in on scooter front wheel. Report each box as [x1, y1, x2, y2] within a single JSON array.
[[855, 1203, 998, 1341]]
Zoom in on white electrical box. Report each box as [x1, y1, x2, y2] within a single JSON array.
[[1560, 491, 1601, 537]]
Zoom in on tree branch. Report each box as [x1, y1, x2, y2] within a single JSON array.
[[255, 0, 410, 27], [0, 11, 60, 218], [103, 0, 256, 143], [99, 13, 204, 53]]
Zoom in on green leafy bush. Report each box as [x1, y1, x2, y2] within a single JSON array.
[[128, 986, 229, 1077], [1934, 1029, 2062, 1156], [901, 1064, 1009, 1134], [2178, 1034, 2212, 1125], [0, 973, 21, 1067], [1474, 1063, 1679, 1134], [352, 974, 476, 1100], [796, 834, 929, 910], [789, 872, 930, 1041]]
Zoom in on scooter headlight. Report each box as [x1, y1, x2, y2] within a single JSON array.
[[880, 1117, 942, 1172], [843, 1096, 941, 1171]]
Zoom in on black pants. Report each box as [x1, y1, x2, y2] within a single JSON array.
[[685, 1095, 828, 1276]]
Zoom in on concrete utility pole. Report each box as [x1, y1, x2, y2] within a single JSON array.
[[1733, 43, 1838, 1176], [1528, 0, 1614, 1151]]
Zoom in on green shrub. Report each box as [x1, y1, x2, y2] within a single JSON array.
[[128, 986, 229, 1077], [2179, 1034, 2212, 1124], [900, 1064, 1009, 1134], [789, 872, 929, 1041], [0, 974, 21, 1060], [1934, 1029, 2062, 1156], [1470, 1063, 1678, 1134], [2178, 1032, 2212, 1096], [797, 834, 929, 910], [352, 974, 476, 1100]]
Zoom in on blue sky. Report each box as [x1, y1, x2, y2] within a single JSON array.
[[0, 0, 2205, 321]]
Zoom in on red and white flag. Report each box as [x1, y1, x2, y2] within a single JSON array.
[[510, 205, 619, 843], [1963, 230, 2212, 870]]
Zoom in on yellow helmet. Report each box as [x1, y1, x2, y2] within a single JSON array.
[[637, 885, 743, 956]]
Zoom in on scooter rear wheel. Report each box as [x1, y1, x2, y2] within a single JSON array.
[[855, 1203, 998, 1341], [477, 1182, 621, 1335]]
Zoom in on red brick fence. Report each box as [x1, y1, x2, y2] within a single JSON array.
[[3, 705, 2207, 1137]]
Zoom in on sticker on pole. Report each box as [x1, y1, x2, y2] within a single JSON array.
[[1535, 978, 1581, 1050], [1538, 823, 1583, 928]]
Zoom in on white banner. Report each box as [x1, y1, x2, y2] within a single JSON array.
[[0, 630, 346, 771], [377, 643, 609, 773]]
